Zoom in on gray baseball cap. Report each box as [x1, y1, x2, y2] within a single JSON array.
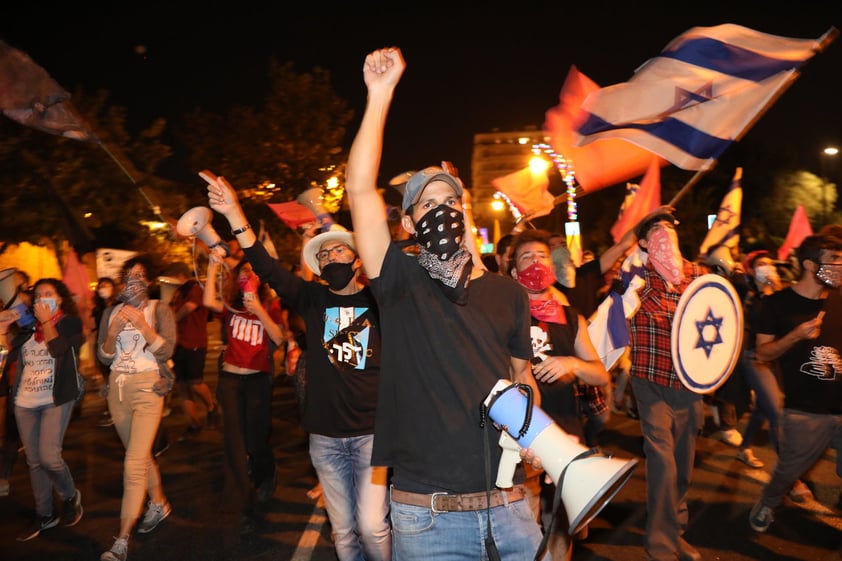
[[402, 166, 463, 211]]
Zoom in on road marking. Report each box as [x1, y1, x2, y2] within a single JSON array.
[[290, 503, 328, 561]]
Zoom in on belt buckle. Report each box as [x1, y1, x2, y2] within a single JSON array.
[[430, 492, 449, 513]]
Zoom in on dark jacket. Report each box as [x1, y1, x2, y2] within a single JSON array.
[[10, 316, 84, 407]]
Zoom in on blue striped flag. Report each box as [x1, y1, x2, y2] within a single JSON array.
[[575, 24, 835, 170], [587, 246, 648, 370]]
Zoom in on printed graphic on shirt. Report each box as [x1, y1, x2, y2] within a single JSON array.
[[115, 323, 144, 374], [531, 323, 553, 363], [229, 314, 266, 346], [20, 344, 55, 395], [323, 307, 372, 371], [800, 346, 842, 380]]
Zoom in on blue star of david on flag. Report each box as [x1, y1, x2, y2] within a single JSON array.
[[695, 307, 724, 358]]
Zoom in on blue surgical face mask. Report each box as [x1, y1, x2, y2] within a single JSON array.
[[37, 297, 58, 314]]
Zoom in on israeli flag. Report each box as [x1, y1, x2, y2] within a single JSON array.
[[576, 24, 832, 170]]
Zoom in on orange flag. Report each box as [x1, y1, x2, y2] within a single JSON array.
[[610, 158, 662, 243], [777, 205, 813, 261], [491, 166, 556, 219], [544, 65, 667, 194], [267, 201, 318, 230]]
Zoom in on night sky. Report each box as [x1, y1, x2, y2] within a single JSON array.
[[3, 3, 842, 186]]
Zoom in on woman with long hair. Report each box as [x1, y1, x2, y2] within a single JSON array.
[[0, 278, 85, 541], [203, 255, 284, 532]]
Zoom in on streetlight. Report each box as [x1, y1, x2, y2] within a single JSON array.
[[490, 198, 505, 245], [822, 146, 839, 226]]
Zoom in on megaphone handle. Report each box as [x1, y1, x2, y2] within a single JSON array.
[[210, 241, 231, 258], [495, 431, 522, 488]]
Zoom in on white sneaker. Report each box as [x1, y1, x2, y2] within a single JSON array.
[[137, 500, 171, 533], [737, 448, 764, 469], [101, 537, 128, 561], [715, 428, 743, 447]]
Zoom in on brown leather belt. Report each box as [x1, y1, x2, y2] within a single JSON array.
[[390, 485, 526, 513]]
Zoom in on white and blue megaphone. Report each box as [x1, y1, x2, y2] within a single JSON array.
[[484, 379, 638, 535]]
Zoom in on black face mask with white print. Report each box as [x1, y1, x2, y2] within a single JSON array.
[[413, 205, 465, 261], [413, 204, 473, 305]]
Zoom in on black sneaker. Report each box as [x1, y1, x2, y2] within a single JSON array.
[[206, 405, 220, 429], [17, 513, 59, 541], [61, 489, 83, 527], [256, 470, 277, 503]]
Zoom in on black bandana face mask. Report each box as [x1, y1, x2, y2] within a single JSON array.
[[413, 205, 473, 305], [320, 262, 356, 291], [413, 205, 465, 261]]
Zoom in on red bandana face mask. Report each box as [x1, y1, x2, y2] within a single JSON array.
[[530, 299, 566, 324], [647, 226, 684, 285], [517, 262, 556, 292]]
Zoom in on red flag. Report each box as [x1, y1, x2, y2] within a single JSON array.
[[62, 248, 94, 332], [544, 65, 667, 194], [610, 158, 662, 243], [267, 201, 318, 230], [0, 41, 96, 141], [491, 166, 555, 219], [777, 205, 813, 261]]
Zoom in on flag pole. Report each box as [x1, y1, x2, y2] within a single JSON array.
[[668, 168, 711, 207], [95, 140, 168, 224]]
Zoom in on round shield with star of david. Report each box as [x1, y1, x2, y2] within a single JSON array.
[[671, 273, 744, 394]]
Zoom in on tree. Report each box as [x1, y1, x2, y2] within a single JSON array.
[[179, 59, 354, 264], [0, 87, 188, 264], [758, 170, 836, 241]]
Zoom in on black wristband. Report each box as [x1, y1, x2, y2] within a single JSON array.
[[231, 223, 252, 236]]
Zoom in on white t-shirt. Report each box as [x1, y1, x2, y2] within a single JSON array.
[[111, 304, 158, 374], [15, 336, 55, 408]]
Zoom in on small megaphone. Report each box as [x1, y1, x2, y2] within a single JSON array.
[[176, 207, 230, 257], [484, 379, 638, 535], [296, 187, 336, 232]]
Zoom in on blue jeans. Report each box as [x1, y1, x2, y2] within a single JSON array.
[[739, 350, 783, 452], [390, 491, 546, 561], [309, 433, 391, 561], [15, 401, 77, 517]]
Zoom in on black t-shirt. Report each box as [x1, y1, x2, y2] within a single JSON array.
[[530, 306, 584, 438], [757, 287, 842, 414], [559, 259, 604, 319], [369, 243, 532, 493], [244, 243, 381, 437]]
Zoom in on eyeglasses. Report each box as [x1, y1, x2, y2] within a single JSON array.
[[316, 245, 352, 262], [818, 262, 842, 267]]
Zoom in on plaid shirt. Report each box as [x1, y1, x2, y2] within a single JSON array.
[[575, 382, 608, 418], [629, 259, 703, 389]]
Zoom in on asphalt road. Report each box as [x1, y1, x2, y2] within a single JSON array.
[[2, 325, 841, 561]]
